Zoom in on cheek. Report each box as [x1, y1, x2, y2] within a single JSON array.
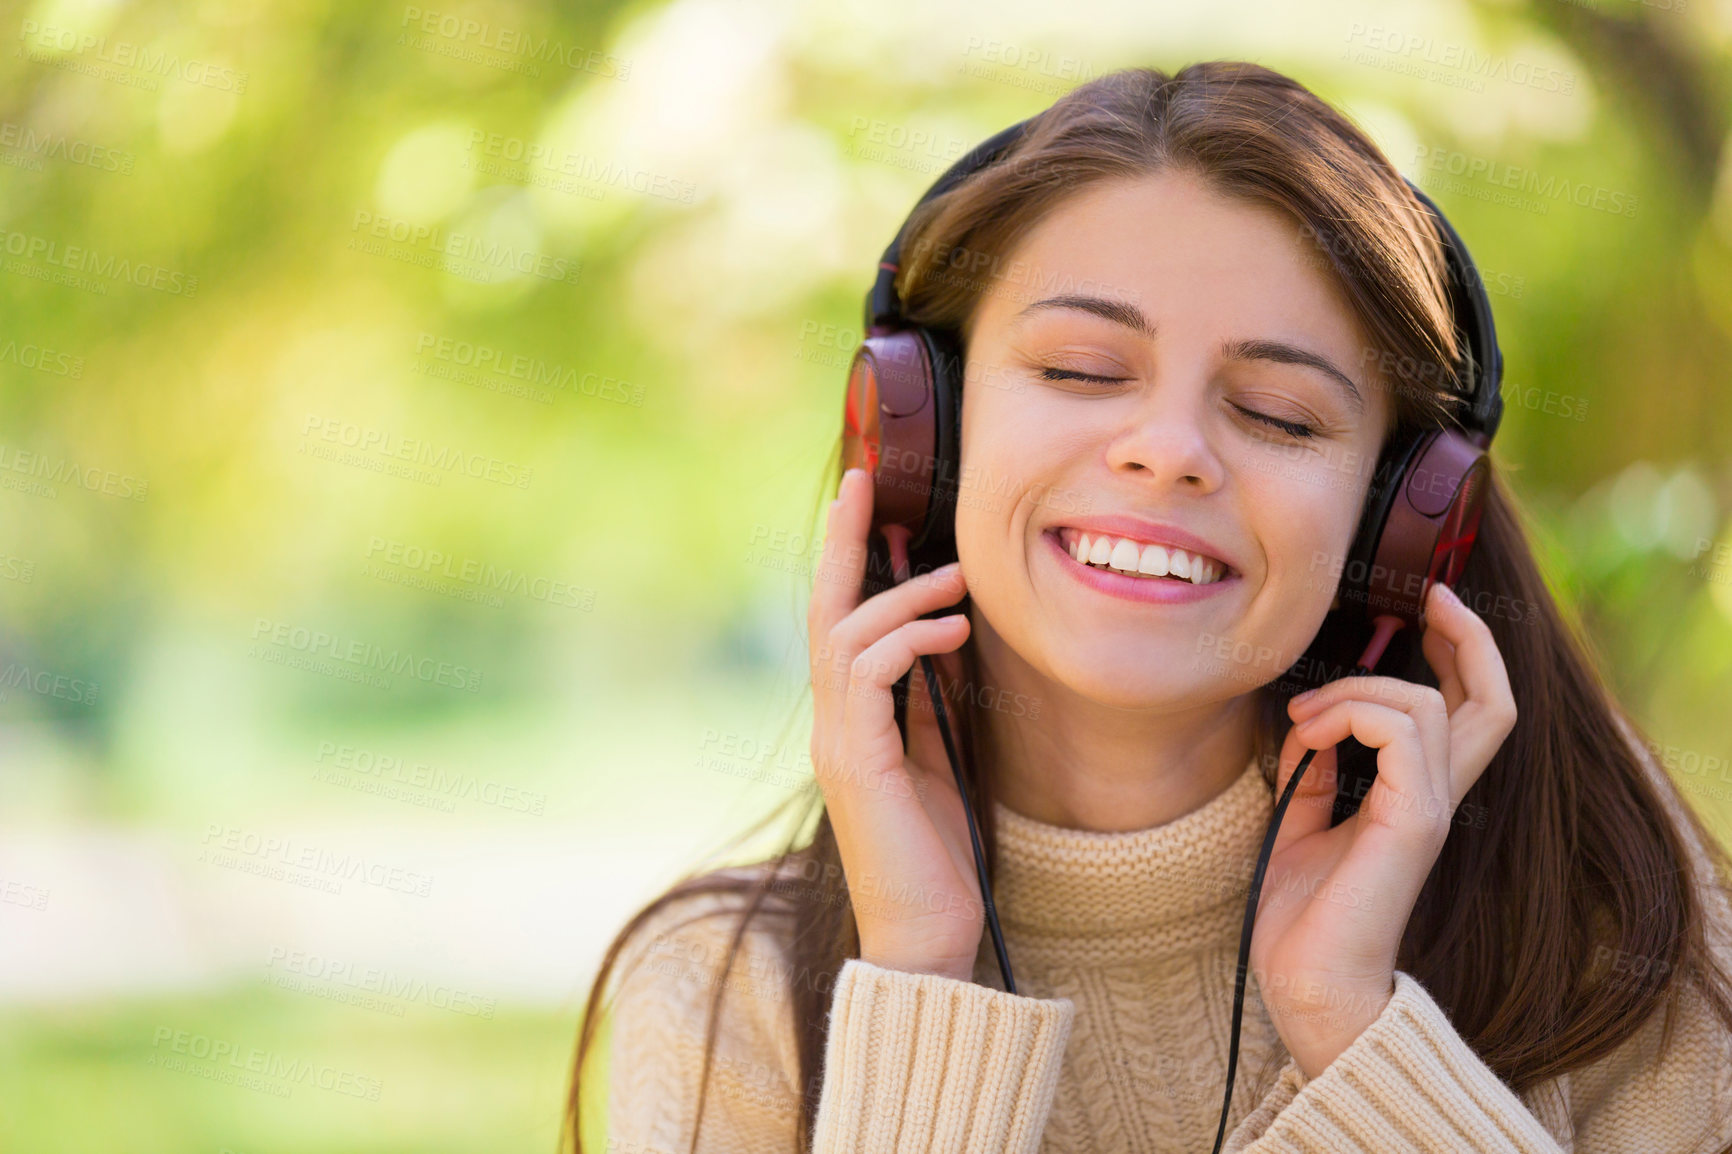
[[1237, 447, 1373, 604], [950, 385, 1076, 588], [951, 392, 1024, 567]]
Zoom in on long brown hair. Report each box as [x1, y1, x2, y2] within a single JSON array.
[[563, 61, 1732, 1152]]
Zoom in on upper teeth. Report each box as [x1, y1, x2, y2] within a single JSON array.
[[1066, 531, 1224, 585]]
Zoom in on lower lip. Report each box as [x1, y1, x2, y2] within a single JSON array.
[[1043, 530, 1237, 604]]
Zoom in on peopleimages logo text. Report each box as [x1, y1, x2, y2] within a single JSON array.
[[1413, 146, 1638, 218], [0, 227, 197, 294], [250, 618, 483, 692]]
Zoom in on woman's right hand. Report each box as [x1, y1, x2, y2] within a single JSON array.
[[807, 466, 986, 983]]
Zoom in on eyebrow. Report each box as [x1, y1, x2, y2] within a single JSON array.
[[1015, 294, 1156, 337], [1222, 338, 1365, 414], [1013, 294, 1365, 414]]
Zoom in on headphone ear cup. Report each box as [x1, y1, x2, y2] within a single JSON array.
[[843, 330, 939, 535], [1303, 426, 1490, 828], [907, 326, 963, 567], [1344, 428, 1491, 628], [839, 326, 963, 573], [1373, 429, 1490, 622], [1337, 428, 1426, 623]]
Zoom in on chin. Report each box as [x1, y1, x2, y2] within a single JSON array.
[[1047, 647, 1240, 712]]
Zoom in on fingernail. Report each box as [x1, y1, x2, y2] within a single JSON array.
[[1292, 687, 1317, 703], [1432, 582, 1460, 606]]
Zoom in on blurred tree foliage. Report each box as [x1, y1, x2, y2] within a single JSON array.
[[0, 0, 1725, 819]]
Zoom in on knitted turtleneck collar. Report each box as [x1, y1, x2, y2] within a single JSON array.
[[986, 758, 1275, 969]]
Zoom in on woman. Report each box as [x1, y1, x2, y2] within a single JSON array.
[[566, 63, 1732, 1153]]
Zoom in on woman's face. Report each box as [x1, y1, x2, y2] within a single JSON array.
[[955, 169, 1392, 712]]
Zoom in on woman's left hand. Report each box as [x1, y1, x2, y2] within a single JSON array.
[[1250, 581, 1518, 1080]]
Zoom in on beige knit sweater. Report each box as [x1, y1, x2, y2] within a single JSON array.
[[602, 752, 1732, 1153]]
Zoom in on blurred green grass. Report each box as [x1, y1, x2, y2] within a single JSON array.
[[0, 993, 578, 1153]]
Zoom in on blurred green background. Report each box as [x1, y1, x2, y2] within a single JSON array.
[[3, 0, 1731, 1150]]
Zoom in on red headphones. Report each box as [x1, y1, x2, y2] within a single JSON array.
[[841, 117, 1504, 630]]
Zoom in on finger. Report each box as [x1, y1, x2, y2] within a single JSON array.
[[1290, 700, 1446, 842], [1420, 618, 1464, 714], [1289, 675, 1438, 721], [847, 616, 972, 696], [1289, 676, 1449, 796], [1270, 730, 1339, 857], [808, 468, 873, 651], [828, 561, 967, 660], [808, 469, 879, 748], [1423, 583, 1516, 722], [810, 562, 967, 746], [827, 615, 971, 815], [904, 647, 964, 767], [1422, 583, 1518, 795]]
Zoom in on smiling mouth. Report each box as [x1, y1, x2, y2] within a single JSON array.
[[1055, 528, 1229, 586]]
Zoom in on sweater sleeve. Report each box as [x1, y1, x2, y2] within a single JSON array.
[[1220, 970, 1566, 1152], [810, 959, 1075, 1153]]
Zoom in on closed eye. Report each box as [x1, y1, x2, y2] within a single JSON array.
[[1037, 367, 1318, 438], [1039, 367, 1126, 385], [1232, 404, 1316, 439]]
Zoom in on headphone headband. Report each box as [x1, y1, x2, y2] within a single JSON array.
[[864, 114, 1504, 439], [866, 121, 1033, 331]]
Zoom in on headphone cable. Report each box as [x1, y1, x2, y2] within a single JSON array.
[[1210, 614, 1403, 1154], [918, 652, 1016, 994], [881, 526, 1017, 994]]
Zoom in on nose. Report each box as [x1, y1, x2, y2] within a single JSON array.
[[1102, 377, 1226, 493]]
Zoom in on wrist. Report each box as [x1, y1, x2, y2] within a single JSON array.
[[858, 952, 976, 983], [1270, 976, 1394, 1080]]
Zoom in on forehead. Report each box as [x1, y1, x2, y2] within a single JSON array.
[[977, 170, 1373, 360]]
